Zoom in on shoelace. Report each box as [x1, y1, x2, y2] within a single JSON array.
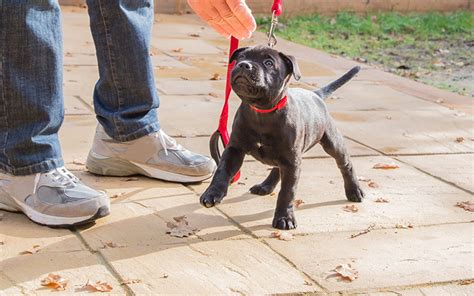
[[44, 167, 79, 188], [155, 129, 182, 156]]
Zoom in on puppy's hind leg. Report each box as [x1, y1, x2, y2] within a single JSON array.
[[250, 167, 280, 195], [320, 122, 364, 202]]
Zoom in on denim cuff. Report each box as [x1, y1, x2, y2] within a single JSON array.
[[0, 158, 64, 176], [114, 122, 161, 142]]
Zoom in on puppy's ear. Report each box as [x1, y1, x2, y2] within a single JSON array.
[[229, 47, 248, 64], [279, 53, 302, 81]]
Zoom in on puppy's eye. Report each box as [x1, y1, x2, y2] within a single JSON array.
[[264, 60, 274, 67]]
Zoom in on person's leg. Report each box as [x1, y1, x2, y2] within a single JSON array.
[[0, 1, 109, 227], [86, 0, 160, 141], [86, 0, 216, 182], [0, 0, 64, 175]]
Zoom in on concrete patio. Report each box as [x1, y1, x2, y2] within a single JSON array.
[[1, 6, 473, 295]]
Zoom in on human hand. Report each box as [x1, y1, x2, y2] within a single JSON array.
[[187, 0, 256, 39]]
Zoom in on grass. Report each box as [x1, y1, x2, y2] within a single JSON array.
[[257, 11, 474, 95]]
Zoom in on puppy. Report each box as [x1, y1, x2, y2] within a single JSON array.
[[200, 45, 364, 229]]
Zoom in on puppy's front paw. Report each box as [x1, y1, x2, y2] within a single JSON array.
[[272, 211, 297, 230], [345, 185, 365, 202], [200, 187, 226, 208], [250, 183, 274, 196]]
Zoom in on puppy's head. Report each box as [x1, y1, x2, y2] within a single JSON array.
[[229, 45, 301, 109]]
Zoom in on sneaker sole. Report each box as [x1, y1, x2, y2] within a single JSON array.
[[86, 151, 214, 183], [0, 188, 110, 227]]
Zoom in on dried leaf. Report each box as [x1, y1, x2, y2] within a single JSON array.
[[110, 192, 125, 199], [455, 201, 474, 212], [357, 176, 371, 182], [189, 33, 200, 37], [375, 197, 389, 203], [343, 205, 359, 213], [395, 223, 414, 229], [373, 162, 399, 170], [294, 199, 305, 208], [166, 216, 197, 238], [82, 280, 113, 292], [208, 92, 219, 98], [304, 280, 313, 286], [121, 279, 141, 285], [180, 76, 189, 81], [172, 47, 183, 53], [455, 137, 465, 143], [161, 273, 169, 279], [459, 279, 474, 285], [328, 264, 358, 281], [368, 181, 379, 188], [21, 244, 41, 255], [350, 224, 375, 238], [270, 192, 276, 197], [210, 73, 221, 80], [41, 273, 69, 291], [271, 230, 294, 241]]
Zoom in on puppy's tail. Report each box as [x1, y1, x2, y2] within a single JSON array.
[[314, 66, 360, 99]]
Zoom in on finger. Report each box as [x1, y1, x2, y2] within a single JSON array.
[[227, 0, 256, 32], [188, 1, 230, 38], [211, 0, 250, 39]]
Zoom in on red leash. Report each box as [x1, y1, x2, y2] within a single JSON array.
[[209, 0, 283, 183]]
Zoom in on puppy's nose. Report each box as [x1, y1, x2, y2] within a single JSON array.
[[237, 61, 252, 70]]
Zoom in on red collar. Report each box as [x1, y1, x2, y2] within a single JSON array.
[[250, 96, 288, 114]]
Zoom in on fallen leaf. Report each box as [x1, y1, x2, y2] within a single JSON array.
[[72, 159, 85, 165], [21, 244, 41, 255], [208, 92, 219, 98], [435, 98, 445, 104], [41, 274, 69, 291], [0, 241, 4, 245], [166, 216, 197, 238], [210, 73, 221, 80], [271, 230, 294, 241], [368, 181, 379, 188], [375, 197, 389, 203], [180, 76, 189, 80], [357, 176, 371, 182], [343, 205, 359, 213], [328, 264, 358, 281], [455, 201, 474, 212], [82, 280, 113, 292], [455, 137, 465, 143], [172, 47, 183, 53], [270, 192, 276, 197], [304, 280, 313, 286], [459, 279, 474, 285], [120, 279, 141, 285], [373, 162, 399, 170], [350, 224, 375, 238], [110, 192, 125, 199], [161, 274, 169, 279], [189, 33, 200, 37], [395, 223, 414, 229], [294, 199, 305, 208]]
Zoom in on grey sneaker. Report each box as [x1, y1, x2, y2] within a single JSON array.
[[0, 167, 110, 227], [86, 125, 216, 183]]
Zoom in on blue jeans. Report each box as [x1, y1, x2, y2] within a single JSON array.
[[0, 0, 160, 175]]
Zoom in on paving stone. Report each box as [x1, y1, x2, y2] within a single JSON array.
[[152, 37, 221, 56], [0, 211, 123, 294], [158, 94, 239, 136], [73, 171, 248, 241], [398, 154, 474, 193], [157, 79, 226, 95], [364, 284, 474, 296], [265, 223, 473, 292], [334, 110, 474, 154], [190, 156, 474, 237], [60, 115, 96, 165], [64, 94, 93, 115], [100, 239, 319, 294]]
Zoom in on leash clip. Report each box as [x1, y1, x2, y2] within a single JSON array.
[[267, 10, 278, 48]]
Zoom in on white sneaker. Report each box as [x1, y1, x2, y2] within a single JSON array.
[[0, 167, 110, 227], [86, 125, 216, 183]]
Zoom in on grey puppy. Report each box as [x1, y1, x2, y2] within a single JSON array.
[[200, 45, 364, 229]]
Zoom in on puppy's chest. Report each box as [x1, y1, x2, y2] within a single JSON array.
[[247, 134, 284, 166]]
